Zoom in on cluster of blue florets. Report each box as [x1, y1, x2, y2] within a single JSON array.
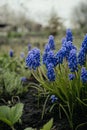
[[9, 49, 14, 57], [78, 35, 87, 66], [62, 41, 77, 60], [55, 47, 66, 64], [82, 35, 87, 53], [42, 29, 76, 81], [68, 49, 78, 72], [68, 74, 75, 80], [48, 35, 55, 50], [66, 29, 73, 42], [43, 35, 56, 66], [21, 77, 27, 83], [25, 29, 87, 83], [50, 95, 58, 103], [78, 48, 86, 66], [47, 63, 55, 81], [42, 35, 56, 81], [26, 48, 40, 70], [81, 67, 87, 83]]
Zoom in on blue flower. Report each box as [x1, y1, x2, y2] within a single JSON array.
[[26, 48, 40, 70], [43, 52, 48, 64], [28, 43, 31, 51], [62, 41, 76, 50], [21, 77, 27, 82], [68, 74, 75, 80], [66, 29, 73, 42], [47, 63, 55, 81], [62, 41, 76, 60], [61, 37, 66, 45], [50, 95, 58, 103], [82, 35, 87, 53], [81, 67, 87, 83], [9, 49, 14, 57], [68, 49, 78, 72], [43, 36, 56, 65], [55, 47, 66, 64], [44, 44, 51, 52], [78, 47, 86, 66], [43, 44, 51, 64], [48, 35, 55, 50], [44, 51, 57, 68]]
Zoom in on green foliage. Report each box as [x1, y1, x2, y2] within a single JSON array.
[[40, 118, 53, 130], [0, 53, 31, 96], [24, 118, 53, 130], [24, 128, 35, 130], [7, 32, 22, 38], [31, 64, 87, 129], [29, 58, 87, 129], [0, 103, 24, 129], [0, 71, 23, 96], [0, 52, 29, 76]]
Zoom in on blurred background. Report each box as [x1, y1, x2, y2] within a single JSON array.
[[0, 0, 87, 55]]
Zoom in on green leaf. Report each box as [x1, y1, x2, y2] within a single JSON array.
[[40, 118, 53, 130], [0, 103, 24, 127], [3, 71, 23, 95], [9, 103, 24, 125], [0, 106, 12, 126], [24, 128, 35, 130]]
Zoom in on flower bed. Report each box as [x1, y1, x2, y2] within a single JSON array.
[[0, 29, 87, 130]]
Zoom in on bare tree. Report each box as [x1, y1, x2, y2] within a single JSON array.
[[0, 3, 42, 33], [71, 0, 87, 31], [0, 4, 19, 26], [47, 9, 63, 36]]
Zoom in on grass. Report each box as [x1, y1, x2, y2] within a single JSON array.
[[0, 31, 85, 56]]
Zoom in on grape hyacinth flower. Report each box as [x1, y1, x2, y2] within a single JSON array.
[[21, 77, 27, 82], [68, 49, 78, 72], [43, 52, 48, 65], [68, 74, 75, 80], [50, 95, 58, 103], [26, 48, 40, 70], [44, 44, 51, 52], [9, 49, 14, 57], [78, 48, 86, 66], [28, 43, 31, 51], [44, 50, 57, 68], [48, 35, 55, 50], [81, 67, 87, 83], [55, 47, 66, 64], [66, 29, 73, 42], [43, 35, 55, 65], [61, 37, 66, 45], [82, 35, 87, 53], [62, 41, 76, 60], [47, 63, 55, 81], [43, 44, 51, 64]]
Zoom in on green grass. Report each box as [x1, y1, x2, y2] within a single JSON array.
[[0, 32, 85, 56]]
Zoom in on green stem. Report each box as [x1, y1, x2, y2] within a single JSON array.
[[75, 122, 87, 130], [60, 103, 73, 130], [11, 126, 15, 130]]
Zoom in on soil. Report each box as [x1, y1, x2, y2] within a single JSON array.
[[0, 80, 87, 130]]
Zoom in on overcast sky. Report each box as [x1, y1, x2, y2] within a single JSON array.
[[0, 0, 84, 27]]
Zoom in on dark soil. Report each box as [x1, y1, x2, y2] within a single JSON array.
[[0, 84, 87, 130]]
